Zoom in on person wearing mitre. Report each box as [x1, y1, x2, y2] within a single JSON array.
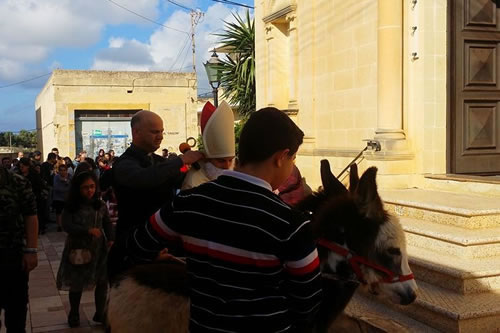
[[181, 101, 235, 190]]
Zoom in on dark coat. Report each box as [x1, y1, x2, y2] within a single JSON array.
[[111, 144, 184, 241]]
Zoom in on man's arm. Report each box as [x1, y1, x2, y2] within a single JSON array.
[[23, 215, 38, 272], [113, 151, 203, 190], [113, 157, 184, 189], [18, 175, 39, 272]]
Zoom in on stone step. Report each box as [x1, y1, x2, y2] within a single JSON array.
[[357, 280, 500, 332], [380, 189, 500, 229], [344, 292, 440, 332], [423, 174, 500, 198], [401, 217, 500, 258], [408, 245, 500, 294]]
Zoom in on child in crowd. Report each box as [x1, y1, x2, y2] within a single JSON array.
[[127, 108, 323, 332], [56, 171, 113, 327]]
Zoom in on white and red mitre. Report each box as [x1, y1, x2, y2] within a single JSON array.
[[201, 100, 235, 158]]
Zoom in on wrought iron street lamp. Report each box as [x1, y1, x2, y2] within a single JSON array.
[[204, 50, 222, 107]]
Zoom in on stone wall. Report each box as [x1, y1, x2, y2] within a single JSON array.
[[255, 0, 448, 189], [35, 70, 198, 158]]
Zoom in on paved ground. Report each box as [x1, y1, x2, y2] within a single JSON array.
[[0, 226, 105, 333]]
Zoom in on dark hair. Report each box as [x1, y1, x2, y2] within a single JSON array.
[[162, 148, 168, 152], [238, 108, 304, 165], [84, 157, 98, 170], [34, 150, 41, 157], [65, 171, 101, 213], [51, 147, 59, 152], [74, 161, 92, 176], [63, 156, 74, 169], [98, 149, 105, 156], [19, 157, 32, 167], [47, 152, 57, 160]]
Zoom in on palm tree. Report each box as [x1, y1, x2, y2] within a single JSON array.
[[216, 11, 255, 116]]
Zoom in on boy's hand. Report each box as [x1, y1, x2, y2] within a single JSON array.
[[155, 248, 185, 264], [155, 248, 172, 261]]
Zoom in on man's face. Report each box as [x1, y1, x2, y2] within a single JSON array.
[[34, 155, 41, 161], [20, 164, 29, 174], [59, 167, 68, 178], [2, 158, 11, 169], [80, 152, 87, 159], [211, 156, 235, 170], [162, 150, 169, 158], [52, 149, 59, 156], [134, 117, 164, 153], [17, 152, 23, 159]]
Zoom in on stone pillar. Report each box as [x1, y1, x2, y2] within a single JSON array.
[[375, 0, 408, 153], [265, 24, 275, 106], [287, 13, 298, 110]]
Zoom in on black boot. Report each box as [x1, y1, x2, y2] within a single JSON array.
[[68, 291, 82, 327], [93, 282, 108, 324]]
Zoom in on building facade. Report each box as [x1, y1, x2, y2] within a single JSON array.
[[255, 1, 500, 331], [36, 70, 198, 159], [256, 0, 500, 189]]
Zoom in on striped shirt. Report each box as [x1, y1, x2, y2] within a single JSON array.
[[129, 171, 323, 332]]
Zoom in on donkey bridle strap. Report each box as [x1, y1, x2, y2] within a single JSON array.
[[316, 238, 414, 284]]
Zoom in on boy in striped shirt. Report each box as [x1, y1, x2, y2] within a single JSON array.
[[128, 108, 323, 332]]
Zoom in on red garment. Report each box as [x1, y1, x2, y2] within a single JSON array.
[[278, 165, 305, 207]]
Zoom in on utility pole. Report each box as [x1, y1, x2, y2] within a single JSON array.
[[190, 10, 204, 72]]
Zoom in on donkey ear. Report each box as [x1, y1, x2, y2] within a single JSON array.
[[320, 159, 347, 196], [349, 163, 359, 194], [356, 167, 385, 220]]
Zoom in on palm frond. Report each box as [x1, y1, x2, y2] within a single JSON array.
[[215, 10, 255, 116]]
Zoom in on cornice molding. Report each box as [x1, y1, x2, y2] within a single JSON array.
[[263, 5, 297, 23]]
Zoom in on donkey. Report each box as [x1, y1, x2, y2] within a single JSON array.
[[296, 160, 417, 331], [107, 160, 417, 332]]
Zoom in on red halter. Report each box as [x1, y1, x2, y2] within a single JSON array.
[[316, 238, 414, 284]]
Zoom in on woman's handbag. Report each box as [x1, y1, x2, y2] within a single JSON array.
[[68, 211, 98, 265], [68, 248, 92, 265]]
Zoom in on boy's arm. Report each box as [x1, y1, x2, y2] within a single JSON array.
[[282, 217, 323, 326], [125, 202, 183, 262]]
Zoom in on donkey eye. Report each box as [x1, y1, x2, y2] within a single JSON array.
[[387, 247, 401, 256]]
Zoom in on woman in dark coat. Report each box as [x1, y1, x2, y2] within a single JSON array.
[[56, 171, 113, 327]]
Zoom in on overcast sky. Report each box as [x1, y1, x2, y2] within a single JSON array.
[[0, 0, 252, 132]]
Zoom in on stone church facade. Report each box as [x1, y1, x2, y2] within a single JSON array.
[[255, 1, 500, 331]]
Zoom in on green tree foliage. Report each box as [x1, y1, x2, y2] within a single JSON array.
[[0, 130, 37, 148], [216, 11, 255, 116]]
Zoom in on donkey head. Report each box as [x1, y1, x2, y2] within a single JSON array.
[[305, 160, 417, 306]]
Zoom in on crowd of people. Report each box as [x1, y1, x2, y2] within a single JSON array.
[[0, 101, 317, 333]]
